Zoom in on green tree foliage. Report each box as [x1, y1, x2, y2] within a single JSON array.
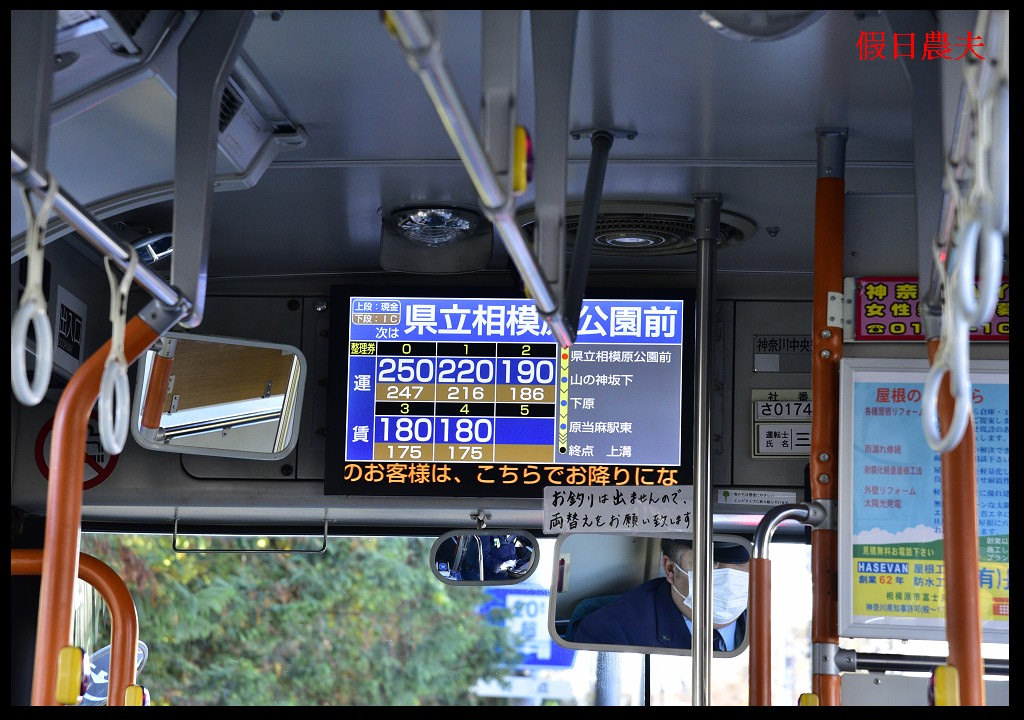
[[79, 534, 523, 705]]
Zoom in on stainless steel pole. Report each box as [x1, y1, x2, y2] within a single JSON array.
[[691, 193, 722, 706]]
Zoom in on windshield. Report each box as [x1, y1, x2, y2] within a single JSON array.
[[59, 533, 1009, 706], [71, 533, 819, 705]]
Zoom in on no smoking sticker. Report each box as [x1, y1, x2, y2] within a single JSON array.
[[35, 415, 119, 490]]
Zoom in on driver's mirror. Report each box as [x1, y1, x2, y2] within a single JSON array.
[[549, 533, 751, 657], [430, 530, 538, 585], [130, 333, 306, 460]]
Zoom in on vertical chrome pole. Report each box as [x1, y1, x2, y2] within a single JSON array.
[[691, 193, 722, 706]]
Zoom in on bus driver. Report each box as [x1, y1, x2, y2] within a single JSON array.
[[571, 539, 750, 651]]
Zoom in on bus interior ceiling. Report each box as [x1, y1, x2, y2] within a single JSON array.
[[11, 9, 1008, 534]]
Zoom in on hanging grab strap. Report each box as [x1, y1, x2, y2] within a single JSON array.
[[98, 247, 139, 455], [920, 10, 1007, 453], [11, 173, 60, 406]]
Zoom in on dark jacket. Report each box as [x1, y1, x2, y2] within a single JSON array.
[[571, 577, 746, 650], [459, 534, 519, 581]]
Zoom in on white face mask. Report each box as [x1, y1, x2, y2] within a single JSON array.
[[711, 567, 749, 625], [672, 563, 749, 626]]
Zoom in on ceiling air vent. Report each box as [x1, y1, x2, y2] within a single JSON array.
[[219, 85, 244, 133], [380, 206, 492, 273], [519, 201, 756, 256], [390, 207, 481, 246]]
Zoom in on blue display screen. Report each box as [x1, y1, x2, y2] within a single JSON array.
[[326, 288, 695, 498]]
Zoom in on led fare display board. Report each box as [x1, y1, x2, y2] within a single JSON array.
[[325, 287, 695, 497]]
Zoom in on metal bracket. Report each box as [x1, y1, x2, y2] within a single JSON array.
[[840, 277, 857, 339], [826, 291, 846, 330], [835, 647, 858, 673], [693, 194, 725, 241], [471, 510, 492, 530], [805, 498, 835, 531], [812, 642, 848, 676], [815, 127, 848, 179], [153, 335, 178, 357], [137, 299, 190, 343]]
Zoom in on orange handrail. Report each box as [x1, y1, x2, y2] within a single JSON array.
[[748, 557, 771, 704], [12, 550, 139, 706], [749, 502, 825, 706], [141, 353, 174, 430], [809, 160, 844, 705], [927, 338, 984, 705], [810, 533, 840, 703], [31, 315, 159, 706]]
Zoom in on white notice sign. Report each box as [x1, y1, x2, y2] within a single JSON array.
[[755, 423, 812, 455], [717, 488, 798, 506], [542, 486, 693, 535]]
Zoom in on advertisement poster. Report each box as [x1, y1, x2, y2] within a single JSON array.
[[838, 358, 1008, 642], [853, 276, 1009, 341]]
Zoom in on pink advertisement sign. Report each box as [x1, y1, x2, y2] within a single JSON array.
[[854, 276, 1009, 341]]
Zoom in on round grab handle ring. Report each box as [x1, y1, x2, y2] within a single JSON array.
[[98, 362, 130, 455], [11, 301, 53, 406], [921, 362, 971, 454], [952, 220, 980, 321], [962, 225, 1003, 327], [953, 220, 1000, 327]]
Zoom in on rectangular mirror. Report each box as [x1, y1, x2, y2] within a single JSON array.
[[549, 532, 752, 657], [130, 332, 306, 460]]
